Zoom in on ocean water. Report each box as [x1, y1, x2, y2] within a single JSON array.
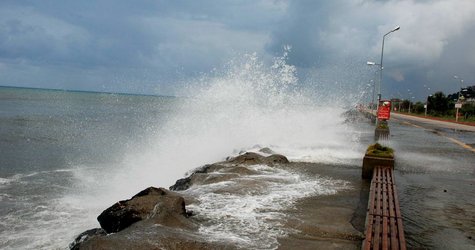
[[0, 54, 367, 249], [2, 53, 474, 249], [0, 87, 178, 249]]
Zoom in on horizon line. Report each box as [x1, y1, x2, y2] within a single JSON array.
[[0, 85, 175, 98]]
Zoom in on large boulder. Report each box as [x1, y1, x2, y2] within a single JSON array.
[[69, 228, 106, 250], [97, 187, 192, 233], [71, 187, 236, 249]]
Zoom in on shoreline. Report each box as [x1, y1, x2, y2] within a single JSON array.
[[0, 85, 175, 98], [70, 153, 368, 249]]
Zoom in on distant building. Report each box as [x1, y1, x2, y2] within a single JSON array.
[[462, 85, 475, 102], [448, 85, 475, 103]]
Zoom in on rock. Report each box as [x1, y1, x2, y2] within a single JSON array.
[[227, 152, 263, 165], [69, 228, 106, 250], [71, 152, 295, 249], [70, 187, 200, 249], [221, 166, 259, 175], [97, 187, 191, 233], [170, 164, 218, 191], [75, 224, 237, 250], [170, 153, 289, 191], [170, 176, 193, 191], [258, 147, 275, 154], [171, 172, 238, 191], [227, 152, 289, 165], [265, 154, 290, 164]]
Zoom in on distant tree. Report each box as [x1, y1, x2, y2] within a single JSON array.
[[448, 86, 475, 101], [430, 91, 449, 115], [413, 102, 425, 113], [447, 92, 459, 102], [401, 99, 410, 111], [461, 102, 475, 120]]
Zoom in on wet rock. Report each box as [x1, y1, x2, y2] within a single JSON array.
[[258, 147, 275, 154], [265, 154, 290, 164], [75, 224, 237, 250], [227, 152, 289, 165], [221, 166, 259, 175], [70, 187, 202, 249], [170, 153, 289, 191], [227, 152, 264, 165], [170, 176, 193, 191], [170, 164, 219, 191], [171, 172, 238, 191], [69, 228, 106, 250], [97, 187, 191, 233]]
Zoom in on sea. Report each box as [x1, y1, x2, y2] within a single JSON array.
[[0, 55, 368, 249], [1, 54, 474, 249]]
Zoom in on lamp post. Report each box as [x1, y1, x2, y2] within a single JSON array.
[[453, 76, 464, 100], [454, 76, 464, 121], [423, 84, 431, 116], [407, 89, 412, 113], [367, 61, 380, 115], [376, 26, 400, 123], [370, 80, 375, 110], [408, 96, 415, 113], [397, 92, 402, 111]]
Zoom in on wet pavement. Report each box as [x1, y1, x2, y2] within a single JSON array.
[[385, 116, 475, 249], [392, 112, 475, 132]]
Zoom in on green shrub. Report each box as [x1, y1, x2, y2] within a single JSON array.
[[377, 122, 389, 129], [366, 143, 394, 158]]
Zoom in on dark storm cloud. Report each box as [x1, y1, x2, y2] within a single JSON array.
[[267, 0, 475, 99], [0, 1, 283, 93], [0, 0, 474, 98]]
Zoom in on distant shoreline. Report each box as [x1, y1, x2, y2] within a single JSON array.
[[0, 85, 175, 98]]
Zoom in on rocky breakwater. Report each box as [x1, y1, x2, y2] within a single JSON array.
[[170, 151, 289, 191], [70, 151, 290, 250]]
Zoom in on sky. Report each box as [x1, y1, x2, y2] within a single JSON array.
[[1, 0, 475, 100]]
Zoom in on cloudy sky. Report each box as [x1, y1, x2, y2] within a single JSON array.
[[1, 0, 475, 100]]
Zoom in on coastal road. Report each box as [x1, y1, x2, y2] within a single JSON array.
[[391, 112, 475, 153], [391, 112, 475, 132], [375, 112, 475, 249]]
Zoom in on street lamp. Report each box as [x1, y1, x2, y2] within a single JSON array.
[[367, 61, 381, 104], [406, 89, 413, 113], [453, 75, 464, 101], [369, 80, 375, 110], [423, 84, 431, 116], [376, 26, 400, 122], [396, 91, 403, 111], [366, 61, 380, 114], [408, 96, 415, 113], [453, 75, 465, 121]]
